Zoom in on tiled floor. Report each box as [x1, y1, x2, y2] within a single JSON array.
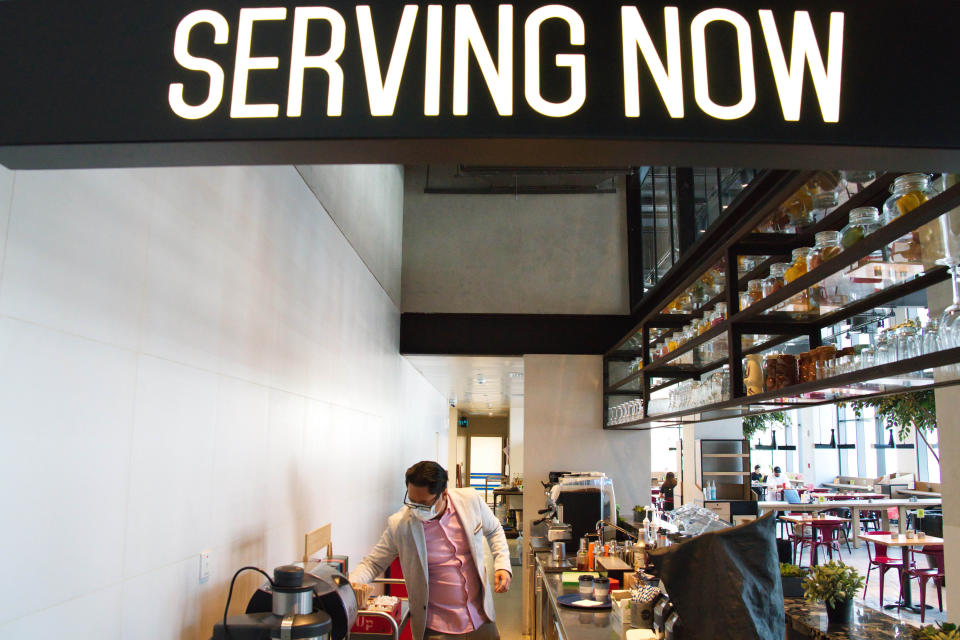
[[488, 539, 524, 640]]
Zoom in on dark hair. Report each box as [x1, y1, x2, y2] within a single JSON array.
[[773, 466, 781, 474], [665, 472, 676, 480], [405, 461, 448, 495], [754, 465, 761, 470]]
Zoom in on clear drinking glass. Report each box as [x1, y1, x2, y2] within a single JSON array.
[[922, 321, 941, 355]]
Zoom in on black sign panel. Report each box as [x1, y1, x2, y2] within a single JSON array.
[[0, 0, 958, 168]]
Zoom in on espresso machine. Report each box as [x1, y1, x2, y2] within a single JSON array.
[[211, 564, 357, 640]]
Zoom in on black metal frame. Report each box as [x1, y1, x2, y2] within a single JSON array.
[[604, 170, 960, 430]]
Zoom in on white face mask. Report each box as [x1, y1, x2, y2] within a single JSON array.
[[410, 504, 441, 521], [406, 490, 443, 521]]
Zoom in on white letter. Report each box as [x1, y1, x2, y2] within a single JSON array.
[[424, 5, 443, 116], [453, 5, 514, 116], [231, 7, 286, 119], [525, 5, 586, 117], [357, 5, 418, 116], [759, 10, 844, 123], [288, 8, 346, 117], [168, 10, 229, 120], [621, 6, 683, 118], [690, 8, 756, 120]]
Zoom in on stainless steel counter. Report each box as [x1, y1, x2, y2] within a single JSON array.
[[534, 551, 616, 640]]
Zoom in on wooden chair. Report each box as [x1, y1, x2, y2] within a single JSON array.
[[304, 523, 333, 565]]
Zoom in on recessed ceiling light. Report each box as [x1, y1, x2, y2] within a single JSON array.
[[509, 372, 523, 379], [476, 374, 485, 384]]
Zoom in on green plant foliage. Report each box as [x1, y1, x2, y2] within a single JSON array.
[[779, 563, 807, 577], [802, 561, 865, 608], [743, 411, 790, 440], [914, 622, 960, 640], [845, 390, 936, 442]]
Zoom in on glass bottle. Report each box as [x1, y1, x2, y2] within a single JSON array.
[[883, 173, 940, 266], [784, 248, 811, 284]]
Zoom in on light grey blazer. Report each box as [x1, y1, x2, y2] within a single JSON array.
[[349, 487, 512, 640]]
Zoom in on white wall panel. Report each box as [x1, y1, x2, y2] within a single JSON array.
[[0, 318, 137, 623], [0, 165, 446, 638], [0, 166, 13, 277]]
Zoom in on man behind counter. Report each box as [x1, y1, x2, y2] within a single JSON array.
[[350, 461, 512, 640]]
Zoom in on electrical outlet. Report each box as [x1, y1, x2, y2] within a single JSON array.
[[199, 551, 211, 584]]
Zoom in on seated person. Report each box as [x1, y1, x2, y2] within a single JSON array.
[[750, 465, 763, 483]]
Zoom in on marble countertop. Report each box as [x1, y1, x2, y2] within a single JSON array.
[[784, 598, 918, 639]]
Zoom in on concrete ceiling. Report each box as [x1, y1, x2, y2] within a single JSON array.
[[404, 356, 523, 417]]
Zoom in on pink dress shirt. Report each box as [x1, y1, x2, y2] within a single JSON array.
[[422, 496, 488, 633]]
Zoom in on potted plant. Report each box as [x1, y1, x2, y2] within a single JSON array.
[[914, 623, 960, 639], [802, 561, 865, 624], [779, 563, 807, 598]]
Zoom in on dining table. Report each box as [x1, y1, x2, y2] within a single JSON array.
[[779, 515, 850, 567], [859, 532, 945, 613], [758, 498, 942, 548]]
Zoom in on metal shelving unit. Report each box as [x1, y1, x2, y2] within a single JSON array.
[[604, 171, 960, 430]]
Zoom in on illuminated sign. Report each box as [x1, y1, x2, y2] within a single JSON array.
[[167, 5, 843, 123], [0, 1, 956, 168]]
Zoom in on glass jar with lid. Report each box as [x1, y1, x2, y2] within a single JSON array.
[[840, 170, 876, 197], [698, 310, 712, 335], [883, 173, 941, 266], [810, 191, 839, 224], [713, 302, 727, 325], [762, 263, 790, 311], [808, 231, 843, 270], [842, 207, 882, 249], [783, 189, 814, 231], [784, 248, 812, 284], [740, 279, 763, 309]]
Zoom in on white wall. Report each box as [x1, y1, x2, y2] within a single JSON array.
[[520, 355, 650, 631], [508, 408, 524, 478], [935, 386, 959, 616], [401, 167, 629, 314], [0, 164, 447, 639]]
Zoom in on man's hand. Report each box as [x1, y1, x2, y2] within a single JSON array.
[[494, 569, 512, 593]]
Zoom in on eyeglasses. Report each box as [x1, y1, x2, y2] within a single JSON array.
[[403, 490, 441, 512]]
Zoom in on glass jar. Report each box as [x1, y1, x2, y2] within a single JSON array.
[[782, 189, 814, 231], [842, 207, 881, 249], [875, 330, 891, 365], [884, 173, 938, 265], [746, 279, 763, 304], [807, 231, 843, 270], [713, 302, 727, 325], [764, 355, 779, 391], [698, 312, 712, 335], [810, 191, 839, 224], [840, 170, 876, 197], [797, 351, 817, 383], [785, 248, 811, 284], [667, 335, 679, 353], [775, 354, 798, 389], [762, 263, 788, 297]]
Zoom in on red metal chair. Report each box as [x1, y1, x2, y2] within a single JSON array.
[[811, 522, 844, 563], [790, 521, 817, 567], [863, 532, 903, 608], [900, 545, 944, 623]]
